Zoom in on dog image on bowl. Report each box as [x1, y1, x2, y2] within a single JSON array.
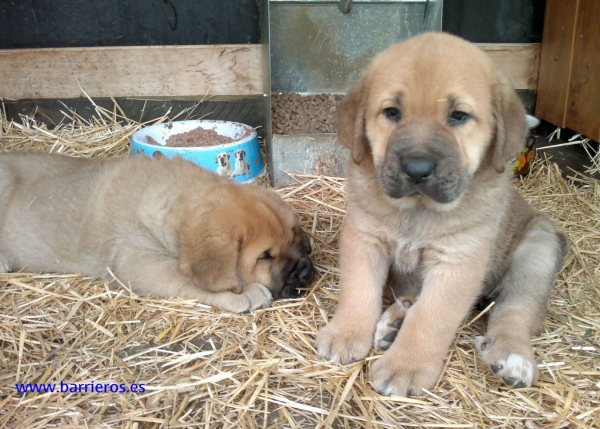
[[215, 152, 232, 176], [230, 149, 251, 178]]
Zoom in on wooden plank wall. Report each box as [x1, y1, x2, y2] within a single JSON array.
[[535, 0, 579, 129], [536, 0, 600, 141], [568, 0, 600, 141], [0, 43, 540, 100], [0, 45, 264, 99]]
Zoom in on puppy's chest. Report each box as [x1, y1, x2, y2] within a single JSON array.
[[386, 214, 445, 274], [392, 237, 423, 273], [367, 204, 459, 273]]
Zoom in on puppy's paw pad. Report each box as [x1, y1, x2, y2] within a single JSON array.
[[243, 283, 273, 311], [373, 301, 410, 351], [315, 322, 373, 365], [475, 335, 537, 388], [374, 318, 403, 351]]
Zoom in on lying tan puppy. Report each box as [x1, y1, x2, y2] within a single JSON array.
[[316, 32, 568, 395], [0, 153, 313, 312]]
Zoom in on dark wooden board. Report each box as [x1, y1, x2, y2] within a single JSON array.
[[535, 0, 579, 128], [443, 0, 546, 43], [0, 0, 260, 49], [2, 96, 266, 137]]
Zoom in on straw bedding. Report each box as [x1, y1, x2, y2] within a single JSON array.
[[1, 104, 599, 428]]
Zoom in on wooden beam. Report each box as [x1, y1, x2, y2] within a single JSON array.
[[477, 43, 541, 90], [534, 0, 579, 128], [566, 0, 600, 141], [0, 45, 263, 99], [0, 43, 539, 100]]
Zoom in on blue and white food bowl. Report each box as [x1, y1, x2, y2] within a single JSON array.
[[130, 120, 265, 183]]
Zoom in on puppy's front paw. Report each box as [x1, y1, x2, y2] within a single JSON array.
[[212, 283, 271, 313], [316, 320, 373, 364], [371, 351, 442, 396], [475, 334, 537, 388], [243, 283, 273, 311]]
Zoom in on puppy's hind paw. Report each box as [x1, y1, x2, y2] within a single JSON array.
[[475, 334, 538, 388], [374, 299, 412, 351]]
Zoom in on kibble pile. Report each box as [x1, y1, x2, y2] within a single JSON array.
[[164, 127, 235, 147], [271, 92, 345, 135]]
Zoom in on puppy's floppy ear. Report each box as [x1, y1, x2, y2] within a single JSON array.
[[177, 227, 243, 294], [338, 75, 369, 164], [293, 224, 312, 254], [491, 72, 528, 173]]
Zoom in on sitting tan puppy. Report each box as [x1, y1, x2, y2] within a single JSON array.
[[0, 153, 313, 312], [316, 33, 568, 396]]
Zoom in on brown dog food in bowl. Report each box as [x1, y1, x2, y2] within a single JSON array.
[[145, 127, 236, 148]]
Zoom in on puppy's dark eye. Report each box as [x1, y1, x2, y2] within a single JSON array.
[[258, 250, 273, 261], [448, 111, 469, 126], [383, 107, 401, 123]]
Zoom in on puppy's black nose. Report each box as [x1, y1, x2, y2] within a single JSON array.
[[401, 155, 435, 184], [295, 258, 313, 284]]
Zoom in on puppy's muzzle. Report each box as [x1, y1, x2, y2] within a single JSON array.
[[379, 147, 443, 200], [278, 249, 314, 299], [377, 125, 468, 204]]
